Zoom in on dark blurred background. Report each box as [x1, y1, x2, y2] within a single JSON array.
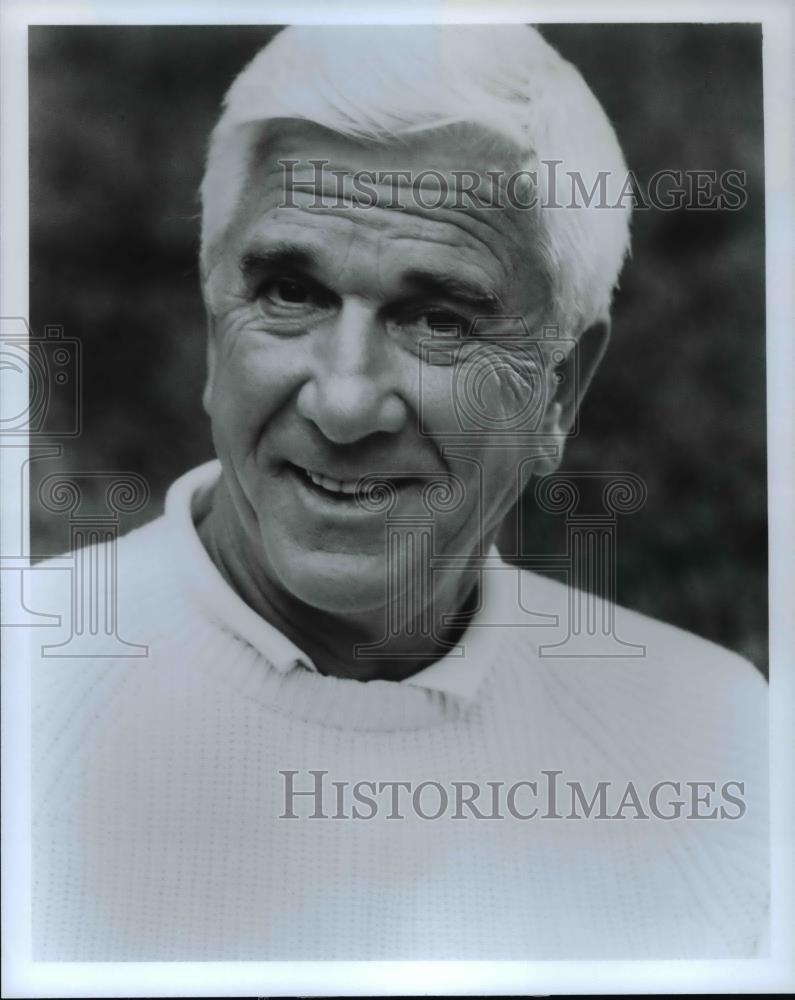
[[28, 24, 767, 673]]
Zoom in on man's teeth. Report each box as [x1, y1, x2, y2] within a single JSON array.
[[306, 469, 359, 495]]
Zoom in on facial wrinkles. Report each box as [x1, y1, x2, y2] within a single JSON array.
[[194, 125, 576, 670], [212, 136, 550, 456], [222, 148, 542, 306], [216, 203, 546, 462], [269, 130, 530, 241], [237, 201, 513, 307], [208, 116, 553, 308], [228, 235, 539, 421]]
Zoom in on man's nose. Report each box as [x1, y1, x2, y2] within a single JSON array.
[[296, 299, 408, 444]]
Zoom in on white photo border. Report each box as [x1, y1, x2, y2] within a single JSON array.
[[2, 0, 793, 995]]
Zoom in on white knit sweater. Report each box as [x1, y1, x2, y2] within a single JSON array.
[[30, 462, 769, 961]]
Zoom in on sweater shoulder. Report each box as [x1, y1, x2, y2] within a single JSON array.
[[31, 511, 171, 581], [28, 516, 185, 741], [511, 566, 766, 697], [499, 568, 768, 783], [28, 514, 178, 642]]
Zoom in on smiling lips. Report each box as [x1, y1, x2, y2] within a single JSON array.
[[290, 462, 422, 499], [304, 468, 359, 495]]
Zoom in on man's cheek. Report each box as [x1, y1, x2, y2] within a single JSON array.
[[210, 359, 273, 459], [413, 365, 460, 437]]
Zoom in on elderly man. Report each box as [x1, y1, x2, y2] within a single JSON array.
[[31, 25, 767, 961]]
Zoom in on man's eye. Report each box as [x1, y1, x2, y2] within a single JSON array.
[[261, 277, 313, 306], [414, 309, 469, 335]]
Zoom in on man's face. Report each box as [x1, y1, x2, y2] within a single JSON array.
[[202, 121, 566, 615]]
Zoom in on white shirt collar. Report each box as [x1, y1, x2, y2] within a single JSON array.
[[165, 460, 505, 702]]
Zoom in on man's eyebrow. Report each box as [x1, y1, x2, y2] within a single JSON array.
[[239, 242, 321, 275], [238, 247, 507, 313], [401, 269, 506, 314]]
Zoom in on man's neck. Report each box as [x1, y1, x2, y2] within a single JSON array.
[[195, 480, 481, 682]]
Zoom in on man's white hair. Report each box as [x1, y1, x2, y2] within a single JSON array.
[[200, 25, 631, 336]]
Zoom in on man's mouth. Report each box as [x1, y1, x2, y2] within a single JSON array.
[[287, 462, 374, 502], [286, 462, 421, 504], [302, 467, 359, 496]]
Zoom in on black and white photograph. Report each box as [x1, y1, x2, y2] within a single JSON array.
[[2, 1, 793, 996]]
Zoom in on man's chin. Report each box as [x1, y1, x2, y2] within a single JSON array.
[[265, 544, 396, 616]]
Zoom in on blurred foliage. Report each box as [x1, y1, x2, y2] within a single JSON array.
[[28, 24, 767, 672]]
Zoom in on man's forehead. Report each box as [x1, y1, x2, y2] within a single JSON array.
[[238, 119, 531, 220], [225, 119, 539, 275], [207, 119, 552, 319], [258, 118, 525, 178]]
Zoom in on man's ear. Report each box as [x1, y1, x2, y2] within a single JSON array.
[[533, 318, 611, 477], [202, 302, 217, 417]]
